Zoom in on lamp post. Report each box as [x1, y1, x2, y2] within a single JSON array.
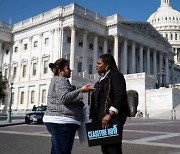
[[7, 78, 13, 123], [158, 68, 166, 87]]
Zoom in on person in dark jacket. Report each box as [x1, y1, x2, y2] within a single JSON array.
[[89, 54, 130, 154]]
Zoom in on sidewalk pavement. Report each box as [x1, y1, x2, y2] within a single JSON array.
[[0, 118, 25, 127]]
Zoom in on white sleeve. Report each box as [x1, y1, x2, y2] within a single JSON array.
[[109, 106, 119, 114]]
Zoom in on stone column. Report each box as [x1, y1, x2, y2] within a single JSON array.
[[82, 30, 88, 73], [28, 36, 32, 80], [93, 34, 98, 74], [159, 52, 163, 73], [54, 27, 63, 59], [54, 28, 60, 60], [70, 26, 76, 71], [174, 48, 177, 63], [113, 35, 119, 66], [103, 38, 108, 54], [38, 33, 43, 79], [121, 39, 127, 74], [0, 41, 3, 71], [18, 40, 23, 82], [50, 29, 55, 62], [59, 26, 64, 58], [139, 45, 143, 72], [153, 49, 157, 78], [146, 48, 150, 74], [8, 44, 13, 79], [130, 41, 136, 73], [165, 54, 169, 85], [171, 62, 175, 84]]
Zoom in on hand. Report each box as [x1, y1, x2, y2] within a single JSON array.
[[102, 114, 111, 129], [80, 84, 95, 93]]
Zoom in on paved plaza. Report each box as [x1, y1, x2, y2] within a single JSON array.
[[0, 118, 180, 153], [123, 118, 180, 149]]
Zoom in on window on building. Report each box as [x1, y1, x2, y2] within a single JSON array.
[[67, 36, 71, 43], [30, 90, 35, 104], [12, 92, 14, 105], [170, 33, 173, 40], [42, 89, 46, 104], [108, 49, 112, 55], [175, 33, 178, 40], [20, 92, 24, 104], [99, 46, 103, 52], [43, 60, 48, 74], [89, 43, 93, 50], [79, 40, 83, 47], [89, 64, 92, 74], [45, 38, 49, 45], [14, 47, 18, 52], [22, 65, 26, 77], [5, 49, 9, 54], [32, 63, 37, 76], [165, 33, 168, 39], [78, 62, 82, 72], [4, 68, 8, 78], [13, 67, 17, 79], [34, 41, 38, 48], [177, 49, 180, 62], [24, 44, 28, 50]]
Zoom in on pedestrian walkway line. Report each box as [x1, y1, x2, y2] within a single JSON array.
[[0, 130, 51, 137], [124, 129, 174, 134], [125, 121, 178, 126], [123, 140, 180, 149], [132, 133, 180, 142]]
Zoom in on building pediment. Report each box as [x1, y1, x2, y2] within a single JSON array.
[[121, 22, 170, 45]]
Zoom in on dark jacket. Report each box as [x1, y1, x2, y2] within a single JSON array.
[[89, 70, 130, 124]]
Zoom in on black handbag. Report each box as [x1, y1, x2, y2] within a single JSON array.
[[85, 121, 122, 147]]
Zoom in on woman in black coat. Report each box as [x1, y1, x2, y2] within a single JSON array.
[[89, 54, 130, 154]]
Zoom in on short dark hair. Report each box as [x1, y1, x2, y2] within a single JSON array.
[[49, 58, 69, 75], [99, 54, 119, 71]]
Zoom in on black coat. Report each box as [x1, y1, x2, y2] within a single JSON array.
[[89, 70, 130, 124]]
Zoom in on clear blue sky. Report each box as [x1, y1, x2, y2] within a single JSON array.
[[0, 0, 180, 24]]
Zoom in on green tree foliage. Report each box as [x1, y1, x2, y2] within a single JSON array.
[[0, 72, 8, 99]]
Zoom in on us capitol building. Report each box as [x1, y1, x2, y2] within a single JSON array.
[[0, 0, 180, 118]]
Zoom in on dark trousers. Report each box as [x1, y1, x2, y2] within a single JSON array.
[[45, 123, 79, 154], [101, 117, 126, 154], [101, 143, 122, 154], [101, 128, 123, 154]]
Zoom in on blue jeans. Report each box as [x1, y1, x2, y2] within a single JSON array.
[[45, 123, 79, 154]]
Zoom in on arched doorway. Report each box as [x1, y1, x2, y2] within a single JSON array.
[[127, 90, 138, 117]]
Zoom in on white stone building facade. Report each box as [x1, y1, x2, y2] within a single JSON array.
[[0, 2, 180, 118]]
